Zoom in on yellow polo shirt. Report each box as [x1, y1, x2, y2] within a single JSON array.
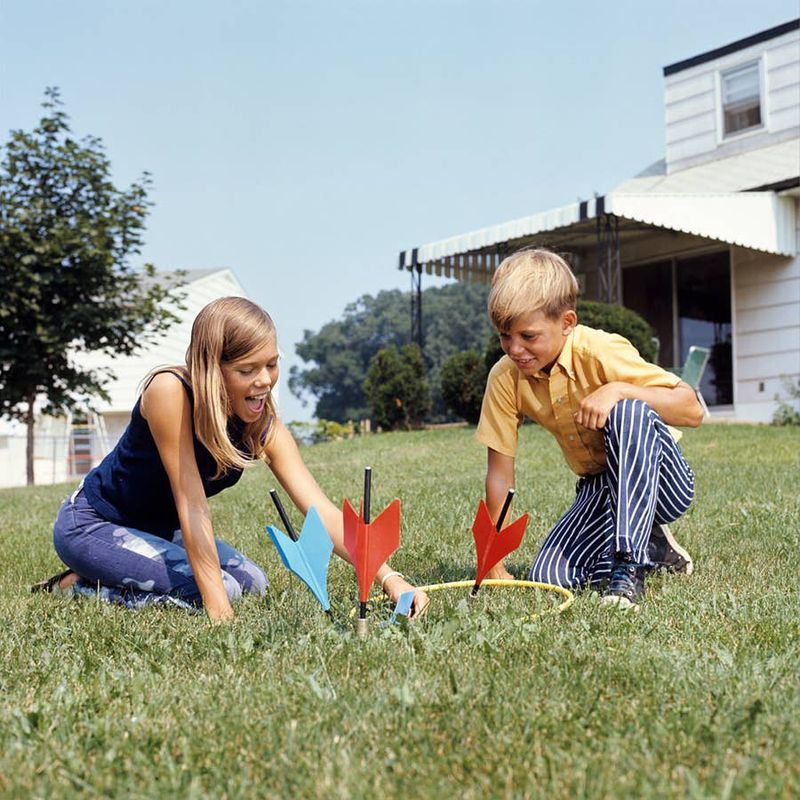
[[476, 325, 682, 477]]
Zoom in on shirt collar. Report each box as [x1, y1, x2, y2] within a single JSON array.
[[530, 329, 577, 381]]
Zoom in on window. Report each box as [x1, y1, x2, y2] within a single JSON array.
[[721, 61, 762, 136]]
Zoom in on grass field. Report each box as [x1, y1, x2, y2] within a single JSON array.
[[1, 423, 798, 798]]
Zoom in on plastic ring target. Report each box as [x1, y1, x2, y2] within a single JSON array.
[[364, 578, 574, 622]]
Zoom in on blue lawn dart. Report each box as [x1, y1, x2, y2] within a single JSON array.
[[266, 489, 334, 619]]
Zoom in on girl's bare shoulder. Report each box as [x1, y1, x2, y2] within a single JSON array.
[[141, 371, 189, 419]]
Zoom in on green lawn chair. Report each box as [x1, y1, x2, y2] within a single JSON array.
[[669, 345, 711, 418]]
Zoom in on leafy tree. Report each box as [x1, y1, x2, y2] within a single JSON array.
[[0, 88, 182, 484], [289, 290, 409, 422], [290, 282, 491, 422], [440, 350, 486, 424], [363, 344, 431, 431]]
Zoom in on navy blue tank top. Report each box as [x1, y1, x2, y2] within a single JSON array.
[[83, 372, 248, 539]]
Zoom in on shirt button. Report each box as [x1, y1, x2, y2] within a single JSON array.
[[568, 435, 575, 441]]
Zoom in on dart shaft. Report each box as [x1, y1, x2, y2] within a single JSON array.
[[496, 488, 515, 531], [363, 466, 372, 524], [269, 489, 298, 541]]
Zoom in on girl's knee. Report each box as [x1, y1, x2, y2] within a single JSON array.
[[221, 572, 243, 601], [222, 560, 268, 598], [243, 565, 268, 596]]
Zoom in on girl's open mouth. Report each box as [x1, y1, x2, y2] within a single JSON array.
[[245, 394, 267, 414]]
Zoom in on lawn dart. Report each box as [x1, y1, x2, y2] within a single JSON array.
[[342, 466, 401, 637], [470, 488, 528, 596], [266, 489, 334, 620]]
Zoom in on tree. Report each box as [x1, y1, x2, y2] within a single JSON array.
[[363, 344, 431, 430], [290, 290, 409, 422], [290, 282, 491, 422], [440, 350, 486, 424], [0, 88, 183, 484]]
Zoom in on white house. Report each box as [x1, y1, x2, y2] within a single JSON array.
[[399, 19, 800, 422], [0, 267, 252, 488]]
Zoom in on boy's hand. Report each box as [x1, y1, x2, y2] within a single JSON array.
[[575, 383, 624, 430]]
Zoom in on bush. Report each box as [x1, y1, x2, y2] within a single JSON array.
[[287, 419, 357, 445], [363, 344, 431, 431], [772, 378, 800, 426], [440, 350, 486, 424], [576, 300, 657, 362]]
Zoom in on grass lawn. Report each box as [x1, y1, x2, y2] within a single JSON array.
[[1, 423, 798, 798]]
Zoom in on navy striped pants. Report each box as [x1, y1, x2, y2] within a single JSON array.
[[529, 399, 695, 589]]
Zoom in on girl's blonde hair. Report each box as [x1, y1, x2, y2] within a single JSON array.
[[488, 248, 578, 331], [147, 297, 278, 478]]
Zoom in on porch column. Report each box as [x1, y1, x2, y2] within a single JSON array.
[[596, 209, 622, 305]]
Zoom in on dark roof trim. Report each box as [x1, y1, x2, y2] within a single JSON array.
[[744, 176, 800, 193], [664, 19, 799, 76]]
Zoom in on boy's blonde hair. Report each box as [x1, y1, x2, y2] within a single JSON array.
[[488, 248, 578, 330], [148, 297, 278, 478]]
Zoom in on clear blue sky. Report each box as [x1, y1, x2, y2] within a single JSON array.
[[2, 1, 797, 422]]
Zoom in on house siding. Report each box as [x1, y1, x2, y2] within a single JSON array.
[[665, 27, 800, 174], [731, 204, 800, 422]]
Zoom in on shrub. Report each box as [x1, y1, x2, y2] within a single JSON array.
[[772, 378, 800, 426], [363, 344, 431, 430], [440, 350, 486, 424], [287, 419, 357, 445], [576, 300, 657, 362]]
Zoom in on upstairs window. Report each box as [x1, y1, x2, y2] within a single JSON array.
[[721, 61, 762, 136]]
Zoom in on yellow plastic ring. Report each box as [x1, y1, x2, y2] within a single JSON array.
[[357, 578, 574, 623]]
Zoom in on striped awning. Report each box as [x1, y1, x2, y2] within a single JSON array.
[[399, 191, 796, 279]]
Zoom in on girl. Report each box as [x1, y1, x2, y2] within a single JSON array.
[[35, 297, 428, 621]]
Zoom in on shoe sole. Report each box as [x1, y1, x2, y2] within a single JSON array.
[[657, 524, 694, 576], [600, 594, 641, 612]]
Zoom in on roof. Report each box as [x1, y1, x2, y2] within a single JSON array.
[[614, 138, 800, 194], [663, 19, 799, 76], [399, 189, 796, 279]]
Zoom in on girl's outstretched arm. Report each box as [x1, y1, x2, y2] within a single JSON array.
[[266, 420, 428, 617], [142, 373, 234, 622]]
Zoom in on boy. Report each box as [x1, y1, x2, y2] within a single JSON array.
[[476, 248, 703, 609]]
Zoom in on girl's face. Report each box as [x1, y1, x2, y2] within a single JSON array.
[[221, 338, 280, 422]]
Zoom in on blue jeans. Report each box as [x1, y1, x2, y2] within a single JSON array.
[[53, 487, 268, 610], [529, 399, 695, 589]]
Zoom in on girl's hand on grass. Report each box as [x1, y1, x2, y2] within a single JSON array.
[[205, 598, 235, 624], [384, 574, 429, 620]]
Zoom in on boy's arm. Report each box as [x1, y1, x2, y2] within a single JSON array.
[[485, 447, 517, 581], [575, 380, 703, 431]]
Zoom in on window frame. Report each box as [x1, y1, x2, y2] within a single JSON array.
[[717, 57, 766, 141]]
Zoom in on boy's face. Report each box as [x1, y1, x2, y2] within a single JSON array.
[[499, 309, 576, 376]]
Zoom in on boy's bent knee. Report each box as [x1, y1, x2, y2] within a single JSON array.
[[606, 398, 658, 430]]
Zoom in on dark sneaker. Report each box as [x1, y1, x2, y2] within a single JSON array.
[[601, 555, 647, 610], [648, 523, 694, 575]]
